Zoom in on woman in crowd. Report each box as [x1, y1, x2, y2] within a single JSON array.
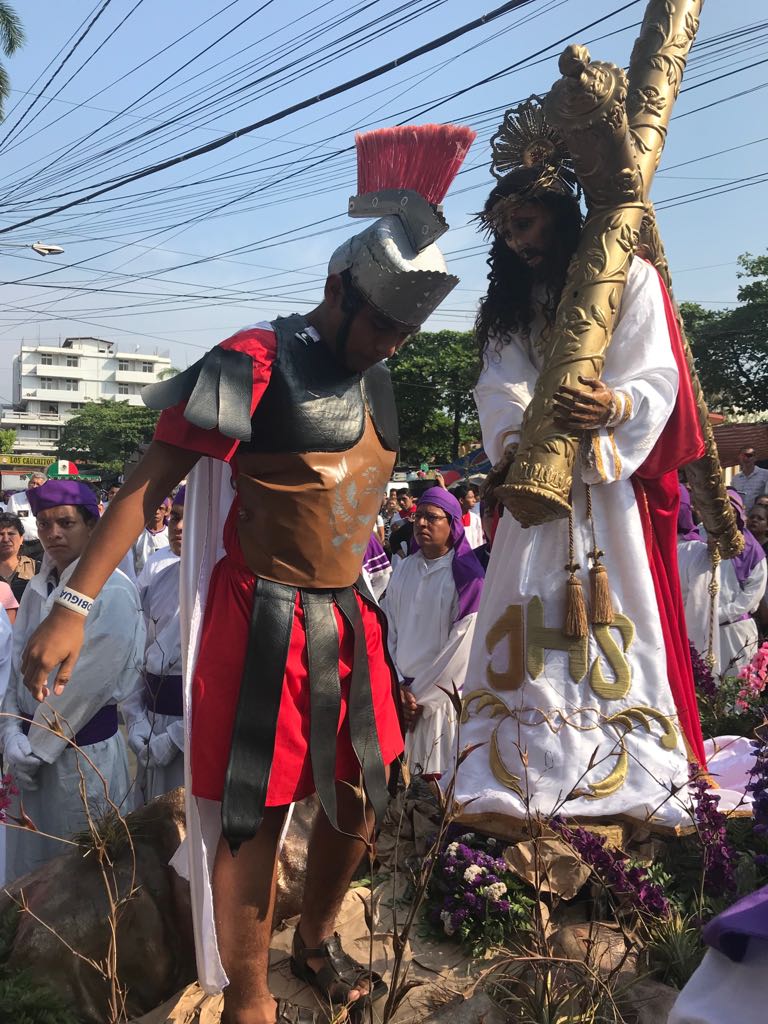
[[0, 513, 39, 602], [718, 491, 767, 674]]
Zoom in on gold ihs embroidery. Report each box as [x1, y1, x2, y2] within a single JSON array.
[[526, 596, 589, 682], [485, 604, 525, 690], [589, 615, 635, 700]]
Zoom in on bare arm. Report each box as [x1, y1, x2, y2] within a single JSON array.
[[21, 440, 200, 701]]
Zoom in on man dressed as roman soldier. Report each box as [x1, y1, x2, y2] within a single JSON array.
[[19, 122, 475, 1024]]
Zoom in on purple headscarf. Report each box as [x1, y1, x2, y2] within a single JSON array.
[[728, 489, 766, 586], [28, 480, 100, 520], [415, 487, 485, 621], [703, 883, 768, 963], [677, 483, 701, 541], [172, 486, 186, 507]]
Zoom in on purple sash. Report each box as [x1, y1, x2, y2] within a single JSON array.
[[144, 673, 184, 717], [22, 705, 118, 747]]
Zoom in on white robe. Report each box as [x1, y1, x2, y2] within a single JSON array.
[[678, 539, 721, 670], [137, 547, 179, 590], [0, 557, 145, 882], [453, 258, 737, 828], [7, 492, 39, 541], [170, 458, 235, 992], [383, 550, 476, 776], [125, 560, 185, 804], [718, 556, 766, 677], [132, 526, 170, 576], [463, 511, 484, 550], [669, 940, 768, 1024]]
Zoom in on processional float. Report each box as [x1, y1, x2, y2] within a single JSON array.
[[494, 0, 741, 561]]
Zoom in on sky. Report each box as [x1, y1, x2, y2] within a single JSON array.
[[0, 0, 766, 404]]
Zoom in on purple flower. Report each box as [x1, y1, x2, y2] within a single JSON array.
[[690, 641, 717, 700], [551, 818, 670, 919], [689, 764, 737, 895]]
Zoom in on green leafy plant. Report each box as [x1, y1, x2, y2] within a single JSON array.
[[642, 912, 704, 990]]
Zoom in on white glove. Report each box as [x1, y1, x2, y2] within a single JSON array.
[[4, 731, 43, 790], [139, 732, 178, 769], [127, 716, 152, 757]]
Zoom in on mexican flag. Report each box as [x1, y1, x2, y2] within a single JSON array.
[[47, 459, 79, 478]]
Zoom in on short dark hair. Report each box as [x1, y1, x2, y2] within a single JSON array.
[[78, 506, 99, 526], [396, 488, 411, 498], [451, 483, 476, 501], [0, 513, 24, 536]]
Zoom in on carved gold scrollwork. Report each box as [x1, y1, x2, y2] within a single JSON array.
[[498, 2, 710, 529]]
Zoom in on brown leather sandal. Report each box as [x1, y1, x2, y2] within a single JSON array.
[[275, 998, 335, 1022], [290, 930, 388, 1012]]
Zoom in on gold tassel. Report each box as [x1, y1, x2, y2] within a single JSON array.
[[565, 572, 589, 639], [564, 509, 589, 640], [585, 484, 614, 626], [589, 561, 615, 625]]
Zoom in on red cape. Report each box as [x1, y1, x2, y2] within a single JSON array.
[[631, 266, 707, 768]]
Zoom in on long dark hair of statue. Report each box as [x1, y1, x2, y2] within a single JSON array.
[[475, 167, 584, 361]]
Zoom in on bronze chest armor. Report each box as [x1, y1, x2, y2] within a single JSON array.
[[235, 315, 398, 588]]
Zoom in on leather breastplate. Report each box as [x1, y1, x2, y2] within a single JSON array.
[[235, 315, 398, 588]]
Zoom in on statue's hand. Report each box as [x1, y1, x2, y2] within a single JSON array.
[[481, 442, 518, 512], [552, 375, 616, 431]]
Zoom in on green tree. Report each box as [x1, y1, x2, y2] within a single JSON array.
[[388, 329, 480, 463], [681, 251, 768, 415], [0, 429, 15, 454], [58, 400, 159, 475], [0, 3, 23, 116]]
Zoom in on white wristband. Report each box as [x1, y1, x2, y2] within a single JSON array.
[[54, 587, 94, 617]]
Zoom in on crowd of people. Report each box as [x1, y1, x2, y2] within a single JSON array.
[[0, 478, 186, 885], [677, 446, 768, 678], [0, 469, 493, 887]]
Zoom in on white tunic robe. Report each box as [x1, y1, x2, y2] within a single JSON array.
[[7, 492, 39, 541], [125, 560, 185, 804], [0, 557, 145, 881], [718, 556, 767, 677], [383, 550, 476, 776], [453, 259, 704, 828], [132, 526, 170, 576], [677, 539, 720, 670]]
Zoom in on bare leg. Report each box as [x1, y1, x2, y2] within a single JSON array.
[[297, 780, 378, 1002], [214, 804, 289, 1024]]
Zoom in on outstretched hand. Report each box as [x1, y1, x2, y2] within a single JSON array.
[[552, 375, 615, 432], [21, 607, 85, 702]]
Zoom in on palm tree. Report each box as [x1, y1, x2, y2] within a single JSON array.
[[0, 3, 23, 119]]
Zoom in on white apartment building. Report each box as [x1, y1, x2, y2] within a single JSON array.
[[0, 336, 172, 455]]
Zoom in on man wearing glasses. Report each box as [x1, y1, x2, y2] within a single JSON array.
[[383, 487, 485, 777], [731, 448, 768, 511]]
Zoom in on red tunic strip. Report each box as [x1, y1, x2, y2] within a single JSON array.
[[632, 268, 708, 769]]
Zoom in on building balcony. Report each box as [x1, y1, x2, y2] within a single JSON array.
[[31, 363, 88, 378], [10, 438, 58, 453], [20, 387, 82, 403], [106, 393, 145, 407], [1, 409, 62, 425], [115, 369, 156, 385]]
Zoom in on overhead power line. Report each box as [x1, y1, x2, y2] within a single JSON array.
[[0, 0, 540, 236]]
